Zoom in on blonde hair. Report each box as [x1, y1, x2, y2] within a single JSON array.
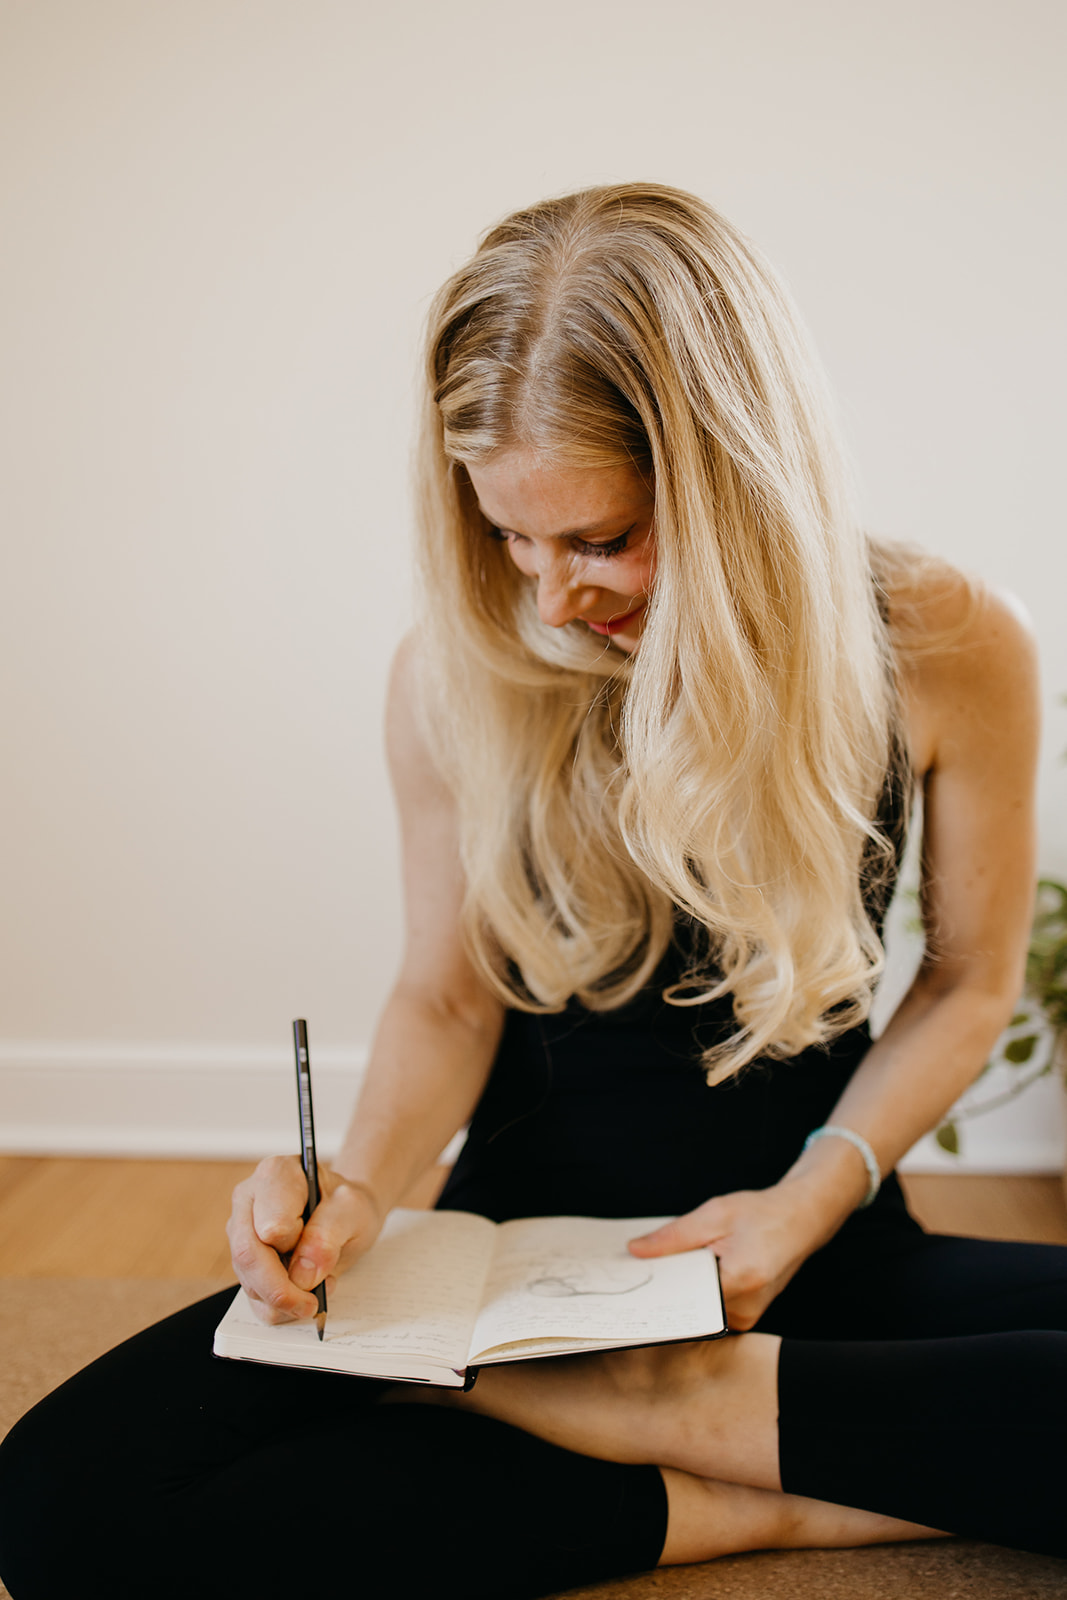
[[416, 182, 909, 1083]]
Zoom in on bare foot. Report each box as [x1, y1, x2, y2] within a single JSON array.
[[385, 1334, 782, 1490], [660, 1469, 945, 1565]]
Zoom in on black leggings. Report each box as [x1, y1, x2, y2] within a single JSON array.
[[1, 1230, 1066, 1600]]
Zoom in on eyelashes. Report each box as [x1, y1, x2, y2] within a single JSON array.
[[487, 528, 633, 560], [582, 533, 630, 559]]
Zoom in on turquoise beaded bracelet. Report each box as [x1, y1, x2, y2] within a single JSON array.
[[803, 1124, 881, 1209]]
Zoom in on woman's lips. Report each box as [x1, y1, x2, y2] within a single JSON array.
[[586, 604, 644, 637]]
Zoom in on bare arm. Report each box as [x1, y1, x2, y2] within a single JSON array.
[[228, 637, 504, 1323], [333, 637, 504, 1206], [782, 585, 1040, 1212], [633, 578, 1042, 1327]]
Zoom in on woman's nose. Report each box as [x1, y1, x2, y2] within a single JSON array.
[[536, 559, 597, 628]]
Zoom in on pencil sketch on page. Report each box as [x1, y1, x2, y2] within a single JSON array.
[[525, 1256, 654, 1298]]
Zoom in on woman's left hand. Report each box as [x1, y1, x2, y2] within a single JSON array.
[[628, 1185, 827, 1330]]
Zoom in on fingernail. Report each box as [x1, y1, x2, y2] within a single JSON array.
[[291, 1255, 318, 1289]]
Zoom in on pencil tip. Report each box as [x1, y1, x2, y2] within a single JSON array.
[[315, 1313, 326, 1341]]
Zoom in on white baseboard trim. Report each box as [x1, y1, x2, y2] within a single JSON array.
[[2, 1040, 1065, 1176], [0, 1041, 368, 1162], [899, 1141, 1066, 1176]]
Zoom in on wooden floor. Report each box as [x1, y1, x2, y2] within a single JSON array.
[[902, 1172, 1067, 1244], [0, 1157, 1065, 1278]]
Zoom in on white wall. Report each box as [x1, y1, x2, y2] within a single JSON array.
[[1, 0, 1064, 1164]]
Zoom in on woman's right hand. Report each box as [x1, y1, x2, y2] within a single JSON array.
[[226, 1156, 384, 1325]]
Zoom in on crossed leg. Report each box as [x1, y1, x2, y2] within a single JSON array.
[[383, 1333, 944, 1563], [395, 1310, 1067, 1562]]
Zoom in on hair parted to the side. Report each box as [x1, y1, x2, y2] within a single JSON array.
[[416, 181, 911, 1083]]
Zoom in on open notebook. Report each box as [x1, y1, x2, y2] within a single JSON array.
[[214, 1208, 727, 1387]]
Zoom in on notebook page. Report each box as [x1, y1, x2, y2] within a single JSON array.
[[217, 1207, 495, 1372], [469, 1214, 724, 1360]]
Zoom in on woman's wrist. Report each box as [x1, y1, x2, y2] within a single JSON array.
[[777, 1132, 876, 1240], [332, 1124, 417, 1219], [803, 1125, 881, 1208], [330, 1173, 385, 1226]]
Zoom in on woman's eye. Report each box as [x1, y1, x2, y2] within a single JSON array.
[[487, 527, 535, 549], [486, 527, 632, 558], [577, 533, 630, 559]]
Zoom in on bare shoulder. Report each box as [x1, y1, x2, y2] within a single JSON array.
[[385, 632, 453, 807], [880, 550, 1039, 778], [384, 632, 493, 1006]]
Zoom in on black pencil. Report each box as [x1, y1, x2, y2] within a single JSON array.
[[292, 1018, 327, 1340]]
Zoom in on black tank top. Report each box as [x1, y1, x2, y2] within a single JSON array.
[[438, 748, 916, 1230]]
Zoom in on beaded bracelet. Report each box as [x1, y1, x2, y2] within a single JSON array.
[[803, 1124, 881, 1209]]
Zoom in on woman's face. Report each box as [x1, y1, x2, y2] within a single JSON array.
[[466, 452, 656, 654]]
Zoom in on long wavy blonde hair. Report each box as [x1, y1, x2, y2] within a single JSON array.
[[416, 182, 908, 1083]]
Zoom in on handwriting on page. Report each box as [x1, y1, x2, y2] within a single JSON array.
[[306, 1209, 492, 1365]]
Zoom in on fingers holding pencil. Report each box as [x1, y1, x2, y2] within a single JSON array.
[[226, 1022, 385, 1335], [227, 1157, 383, 1326], [227, 1158, 322, 1325]]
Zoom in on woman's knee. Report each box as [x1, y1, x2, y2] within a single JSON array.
[[0, 1393, 91, 1598]]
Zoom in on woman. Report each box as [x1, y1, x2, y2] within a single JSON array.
[[1, 183, 1064, 1599]]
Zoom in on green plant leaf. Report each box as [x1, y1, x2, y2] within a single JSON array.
[[1003, 1034, 1038, 1064], [935, 1122, 960, 1155]]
